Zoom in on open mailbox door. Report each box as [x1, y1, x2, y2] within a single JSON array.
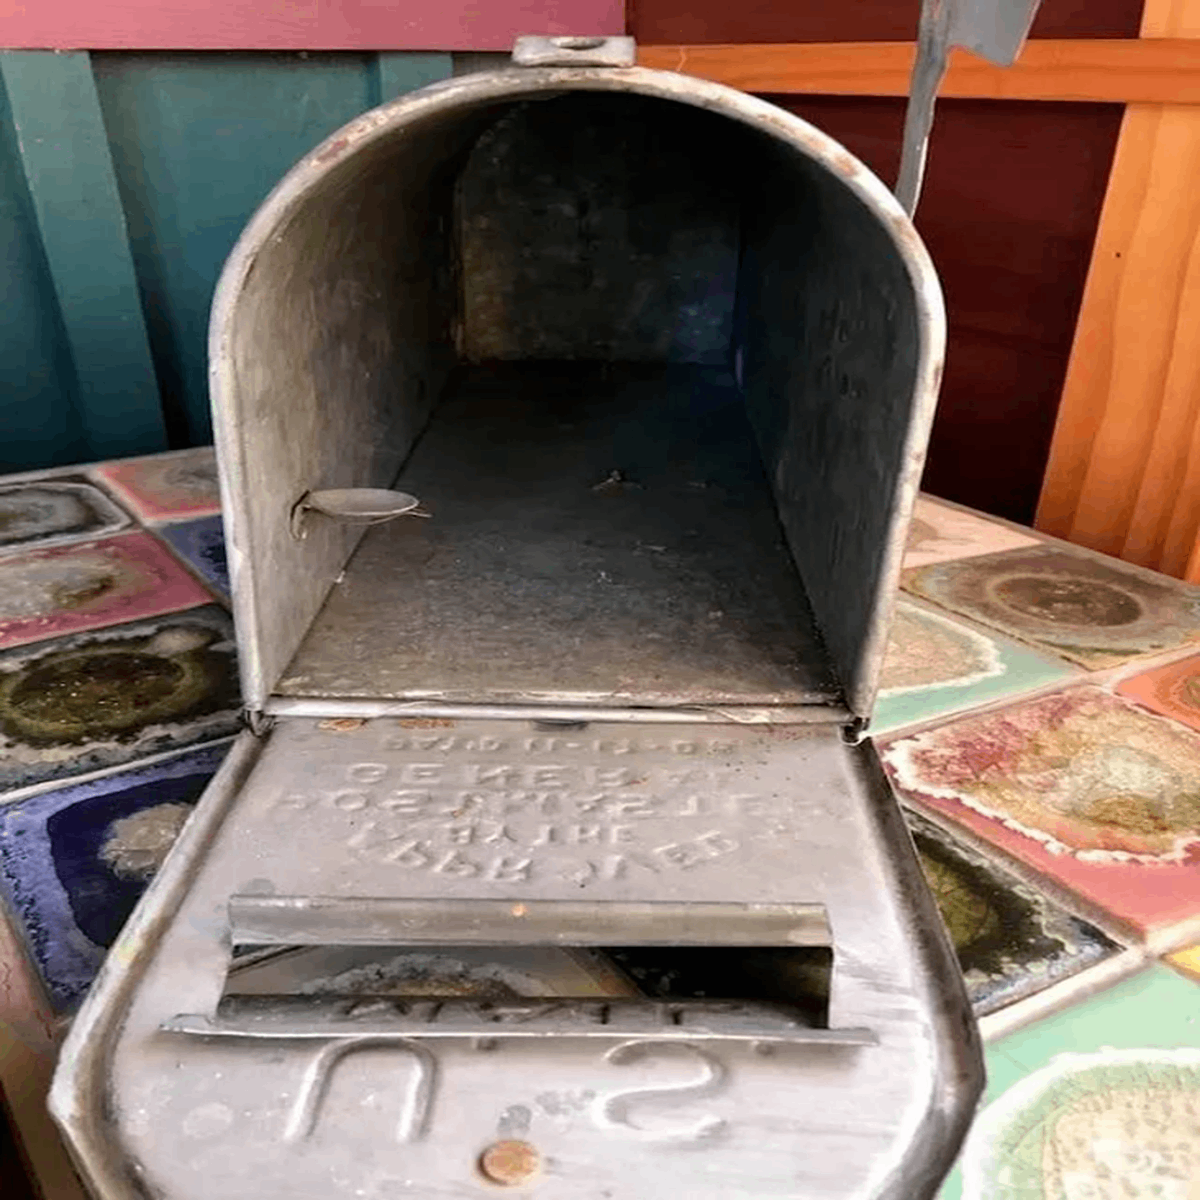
[[51, 36, 984, 1200]]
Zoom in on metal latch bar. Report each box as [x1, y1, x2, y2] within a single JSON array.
[[163, 997, 876, 1046], [228, 896, 832, 948]]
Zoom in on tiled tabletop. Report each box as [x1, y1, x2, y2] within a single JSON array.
[[2, 460, 1200, 1198]]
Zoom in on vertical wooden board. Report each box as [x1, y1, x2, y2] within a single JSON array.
[[0, 51, 166, 463], [92, 52, 451, 446], [773, 95, 1122, 525], [1036, 0, 1200, 577], [0, 69, 87, 474], [630, 0, 1144, 45]]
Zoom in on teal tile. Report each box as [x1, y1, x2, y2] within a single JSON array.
[[872, 600, 1078, 735], [941, 964, 1200, 1198]]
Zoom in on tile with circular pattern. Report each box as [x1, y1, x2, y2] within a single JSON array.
[[883, 687, 1200, 935], [906, 808, 1121, 1017], [91, 447, 221, 523], [903, 543, 1200, 669], [1117, 653, 1200, 734], [0, 531, 213, 650], [0, 606, 240, 793], [873, 600, 1079, 735], [0, 742, 233, 1011]]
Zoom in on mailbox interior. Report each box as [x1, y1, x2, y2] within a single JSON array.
[[212, 73, 940, 721]]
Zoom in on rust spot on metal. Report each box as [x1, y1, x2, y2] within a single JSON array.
[[828, 148, 859, 178], [314, 136, 350, 164], [479, 1139, 541, 1187], [317, 718, 367, 732]]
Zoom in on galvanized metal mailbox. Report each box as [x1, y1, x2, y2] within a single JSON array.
[[52, 37, 983, 1200]]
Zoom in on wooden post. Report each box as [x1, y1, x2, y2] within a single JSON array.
[[1036, 0, 1200, 580]]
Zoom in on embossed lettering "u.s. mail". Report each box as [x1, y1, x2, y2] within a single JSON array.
[[280, 1037, 727, 1147]]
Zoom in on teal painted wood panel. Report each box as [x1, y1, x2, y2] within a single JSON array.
[[0, 67, 87, 473], [91, 51, 453, 446], [1, 52, 167, 462]]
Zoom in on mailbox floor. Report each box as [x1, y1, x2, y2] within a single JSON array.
[[3, 456, 1200, 1199], [277, 363, 841, 710]]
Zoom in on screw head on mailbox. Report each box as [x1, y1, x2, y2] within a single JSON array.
[[50, 35, 983, 1200]]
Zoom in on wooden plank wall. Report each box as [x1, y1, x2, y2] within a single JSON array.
[[0, 51, 455, 466], [1035, 0, 1200, 581]]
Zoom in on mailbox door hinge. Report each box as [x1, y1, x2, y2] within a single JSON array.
[[243, 707, 276, 738]]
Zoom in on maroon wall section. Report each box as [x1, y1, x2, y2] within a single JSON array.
[[630, 0, 1144, 45]]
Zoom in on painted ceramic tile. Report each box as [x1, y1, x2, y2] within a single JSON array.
[[0, 606, 240, 793], [0, 531, 212, 650], [904, 496, 1040, 569], [939, 965, 1200, 1200], [0, 475, 130, 555], [907, 809, 1121, 1016], [1166, 943, 1200, 982], [0, 742, 232, 1010], [873, 600, 1078, 735], [903, 543, 1200, 669], [91, 446, 221, 523], [1118, 652, 1200, 734], [157, 515, 228, 601], [884, 687, 1200, 933]]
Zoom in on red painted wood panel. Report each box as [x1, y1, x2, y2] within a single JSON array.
[[630, 0, 1144, 44], [0, 0, 623, 52], [772, 95, 1124, 524]]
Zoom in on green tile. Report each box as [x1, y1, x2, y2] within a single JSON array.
[[940, 964, 1200, 1198], [872, 601, 1077, 736]]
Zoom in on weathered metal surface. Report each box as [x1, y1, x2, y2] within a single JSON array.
[[265, 696, 851, 723], [207, 62, 942, 719], [164, 998, 876, 1046], [223, 943, 643, 1001], [226, 896, 832, 947], [278, 364, 839, 709], [459, 95, 740, 364], [50, 719, 981, 1200], [735, 140, 941, 718]]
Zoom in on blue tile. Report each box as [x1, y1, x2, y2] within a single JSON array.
[[0, 741, 231, 1010], [157, 514, 228, 600]]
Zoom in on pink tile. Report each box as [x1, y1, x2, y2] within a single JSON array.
[[880, 687, 1200, 936], [91, 448, 221, 523], [904, 497, 1039, 569], [1118, 654, 1200, 735], [0, 532, 214, 649]]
